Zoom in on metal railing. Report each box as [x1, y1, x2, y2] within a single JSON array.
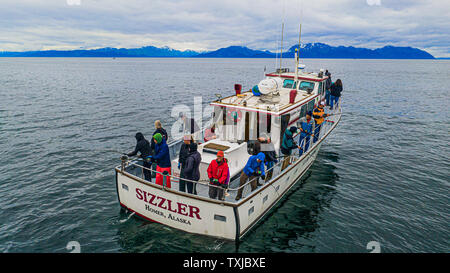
[[119, 102, 342, 204]]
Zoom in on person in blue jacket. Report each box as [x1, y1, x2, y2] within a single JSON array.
[[297, 111, 315, 156], [235, 152, 265, 201], [151, 133, 172, 188]]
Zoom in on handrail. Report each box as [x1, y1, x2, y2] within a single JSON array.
[[120, 102, 342, 202]]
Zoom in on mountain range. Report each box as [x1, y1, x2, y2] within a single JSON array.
[[0, 43, 435, 59]]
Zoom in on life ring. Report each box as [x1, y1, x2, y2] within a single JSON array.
[[227, 108, 242, 122]]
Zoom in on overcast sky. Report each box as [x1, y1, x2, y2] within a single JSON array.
[[1, 0, 449, 57]]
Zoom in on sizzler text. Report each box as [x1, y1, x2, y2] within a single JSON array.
[[135, 188, 201, 220]]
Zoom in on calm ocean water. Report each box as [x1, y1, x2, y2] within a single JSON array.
[[0, 57, 448, 253]]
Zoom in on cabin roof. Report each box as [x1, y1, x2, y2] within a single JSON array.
[[210, 71, 326, 116]]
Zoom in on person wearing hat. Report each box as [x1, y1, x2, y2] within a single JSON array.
[[297, 111, 315, 156], [207, 151, 230, 200], [178, 135, 192, 192], [235, 152, 266, 201], [183, 142, 202, 194], [280, 126, 301, 170], [151, 133, 172, 188], [126, 132, 152, 182], [312, 101, 330, 143]]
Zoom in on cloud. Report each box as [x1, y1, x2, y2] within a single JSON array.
[[0, 0, 449, 57]]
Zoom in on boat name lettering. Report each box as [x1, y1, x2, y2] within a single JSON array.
[[136, 188, 201, 220]]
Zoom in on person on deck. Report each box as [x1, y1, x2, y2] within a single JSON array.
[[235, 152, 266, 201], [280, 126, 300, 170], [325, 71, 332, 106], [330, 79, 343, 110], [126, 132, 152, 182], [207, 151, 229, 200], [258, 135, 278, 182], [312, 102, 330, 143], [183, 142, 202, 195], [151, 120, 168, 151], [297, 111, 315, 156], [178, 135, 191, 192], [151, 133, 172, 188]]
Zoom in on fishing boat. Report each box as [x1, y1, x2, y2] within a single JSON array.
[[114, 47, 342, 240]]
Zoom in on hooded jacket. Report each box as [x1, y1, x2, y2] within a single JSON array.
[[243, 152, 266, 177], [183, 143, 202, 181], [281, 129, 296, 155], [151, 128, 168, 151], [330, 82, 343, 97], [128, 133, 151, 158], [207, 158, 229, 185], [153, 138, 171, 168], [178, 143, 190, 167]]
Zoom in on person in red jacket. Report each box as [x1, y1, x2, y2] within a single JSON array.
[[207, 151, 229, 200]]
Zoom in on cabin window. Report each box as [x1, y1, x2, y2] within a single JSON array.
[[248, 206, 254, 216], [214, 215, 227, 222], [283, 79, 297, 89], [298, 81, 315, 92], [299, 105, 307, 118], [307, 100, 315, 112], [244, 112, 250, 141], [280, 114, 290, 141], [257, 112, 271, 137], [318, 82, 324, 96]]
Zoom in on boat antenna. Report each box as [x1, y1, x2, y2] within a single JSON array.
[[279, 22, 284, 74], [297, 24, 302, 62], [279, 0, 286, 74], [295, 0, 304, 82]]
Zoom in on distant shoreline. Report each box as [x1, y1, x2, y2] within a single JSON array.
[[0, 56, 443, 60], [0, 43, 436, 59]]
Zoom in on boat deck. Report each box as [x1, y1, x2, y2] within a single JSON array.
[[121, 104, 342, 204]]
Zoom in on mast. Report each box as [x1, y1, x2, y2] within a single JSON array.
[[279, 22, 284, 74], [295, 23, 302, 82]]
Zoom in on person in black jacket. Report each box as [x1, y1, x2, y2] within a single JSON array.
[[178, 135, 191, 192], [127, 132, 152, 182], [325, 70, 332, 106], [183, 142, 202, 194], [151, 120, 168, 151], [330, 79, 343, 110]]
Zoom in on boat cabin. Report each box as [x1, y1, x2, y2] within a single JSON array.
[[172, 69, 330, 184]]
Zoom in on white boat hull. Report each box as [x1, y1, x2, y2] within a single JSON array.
[[116, 134, 329, 241]]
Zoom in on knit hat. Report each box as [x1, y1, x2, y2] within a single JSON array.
[[153, 133, 163, 144], [217, 151, 224, 157], [306, 111, 312, 116]]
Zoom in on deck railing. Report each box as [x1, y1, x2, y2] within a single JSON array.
[[119, 102, 342, 204]]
